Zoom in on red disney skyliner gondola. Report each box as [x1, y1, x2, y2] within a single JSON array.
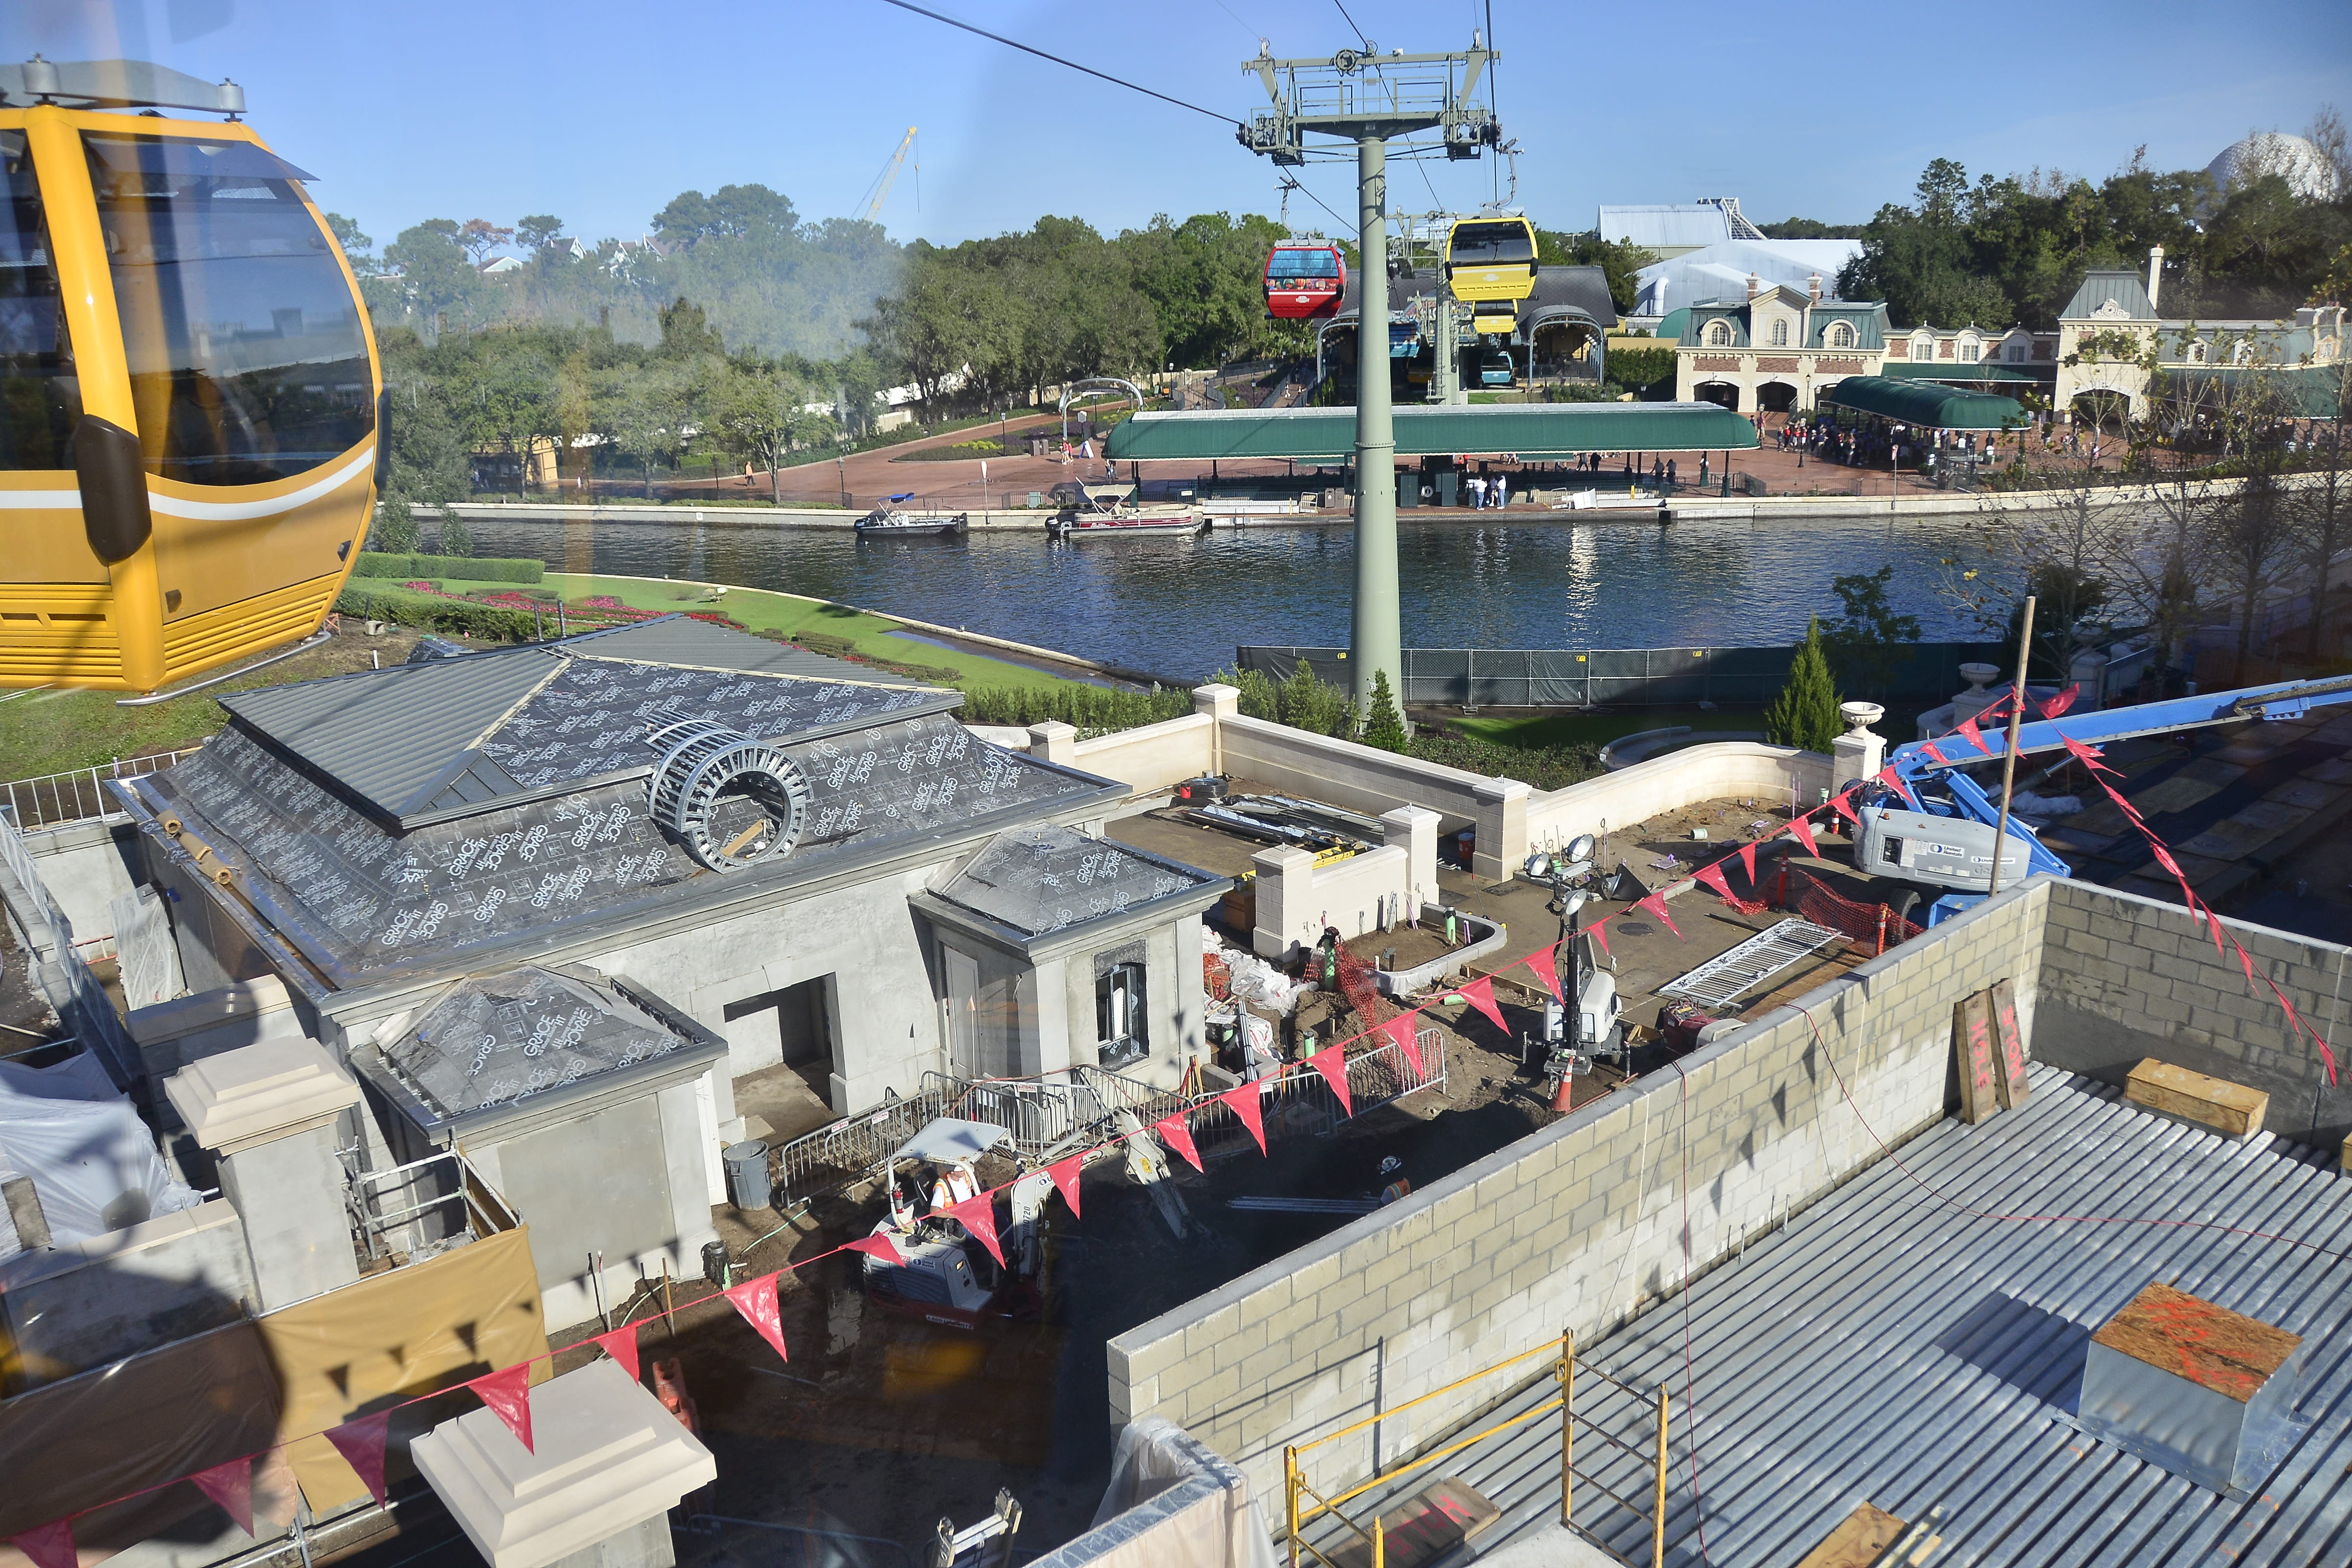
[[1263, 239, 1345, 320]]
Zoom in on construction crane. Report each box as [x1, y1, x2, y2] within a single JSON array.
[[861, 126, 917, 223]]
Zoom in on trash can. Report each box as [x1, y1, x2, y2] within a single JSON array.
[[723, 1140, 772, 1211], [1437, 471, 1458, 508], [1396, 470, 1420, 508]]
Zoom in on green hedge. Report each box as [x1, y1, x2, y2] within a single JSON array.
[[958, 684, 1192, 738], [336, 582, 540, 643], [354, 551, 544, 584]]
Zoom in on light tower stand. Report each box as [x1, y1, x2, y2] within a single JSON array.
[[1240, 40, 1498, 716]]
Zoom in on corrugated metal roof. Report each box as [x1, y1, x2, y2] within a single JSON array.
[[1106, 403, 1761, 462], [1312, 1070, 2352, 1568], [1821, 374, 2026, 429], [2062, 271, 2156, 320]]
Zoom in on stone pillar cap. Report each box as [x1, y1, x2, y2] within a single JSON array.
[[163, 1036, 360, 1155], [411, 1359, 717, 1568]]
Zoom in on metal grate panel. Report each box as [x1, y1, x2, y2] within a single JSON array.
[[1658, 917, 1843, 1009]]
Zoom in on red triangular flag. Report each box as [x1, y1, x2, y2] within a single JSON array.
[[1156, 1111, 1202, 1172], [1046, 1152, 1085, 1217], [468, 1363, 534, 1452], [1874, 765, 1916, 807], [2059, 733, 2115, 774], [2149, 841, 2183, 878], [1788, 813, 1821, 858], [948, 1191, 1004, 1269], [11, 1520, 75, 1568], [1307, 1041, 1353, 1116], [1380, 1012, 1425, 1077], [2192, 897, 2230, 963], [190, 1455, 255, 1536], [1635, 891, 1683, 939], [1920, 741, 1951, 766], [1457, 976, 1508, 1034], [1523, 944, 1561, 1002], [324, 1411, 392, 1507], [724, 1273, 790, 1363], [594, 1323, 641, 1383], [2039, 683, 2080, 718], [1828, 789, 1859, 825], [1587, 920, 1610, 960], [1738, 840, 1758, 889], [843, 1232, 904, 1266], [1693, 862, 1734, 902], [1955, 715, 1988, 755], [1217, 1082, 1267, 1153]]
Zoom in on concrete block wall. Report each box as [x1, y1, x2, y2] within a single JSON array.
[[19, 819, 141, 949], [1106, 878, 2053, 1502], [2036, 880, 2352, 1146]]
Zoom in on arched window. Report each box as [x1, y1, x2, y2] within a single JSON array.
[[2186, 342, 2205, 363], [1960, 340, 1980, 363], [1915, 337, 1936, 360], [1826, 321, 1854, 348], [1770, 318, 1789, 346], [2232, 341, 2253, 365], [2008, 342, 2027, 362], [1706, 321, 1732, 346]]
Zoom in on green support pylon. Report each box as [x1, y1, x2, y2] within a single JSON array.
[[1352, 134, 1400, 721]]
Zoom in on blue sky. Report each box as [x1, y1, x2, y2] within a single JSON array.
[[8, 0, 2351, 254]]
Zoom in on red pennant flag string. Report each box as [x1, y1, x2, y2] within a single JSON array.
[[1788, 813, 1821, 859], [1692, 862, 1734, 903], [1955, 715, 1988, 755], [1920, 741, 1951, 766], [593, 1323, 642, 1383], [1380, 1012, 1425, 1077], [190, 1456, 256, 1537], [2059, 733, 2115, 774], [1738, 839, 1759, 888], [1307, 1042, 1353, 1116], [1828, 790, 1859, 826], [724, 1273, 791, 1362], [1156, 1111, 1203, 1172], [467, 1363, 535, 1452], [1587, 920, 1611, 960], [1523, 945, 1562, 1003], [947, 1192, 1004, 1269], [1217, 1081, 1267, 1153], [324, 1411, 393, 1507], [11, 1520, 76, 1568], [2040, 682, 2081, 718], [1457, 976, 1508, 1035], [842, 1233, 904, 1267], [1046, 1152, 1086, 1217], [1634, 891, 1683, 939], [1874, 765, 1917, 807]]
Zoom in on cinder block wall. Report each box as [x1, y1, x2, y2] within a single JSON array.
[[1105, 879, 2052, 1502], [2036, 880, 2352, 1146]]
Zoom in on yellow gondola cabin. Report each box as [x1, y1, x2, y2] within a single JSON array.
[[1442, 214, 1538, 305], [0, 58, 380, 693]]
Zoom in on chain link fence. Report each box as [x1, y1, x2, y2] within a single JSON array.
[[1238, 642, 2008, 709]]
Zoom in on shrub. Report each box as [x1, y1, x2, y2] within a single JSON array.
[[1361, 670, 1408, 753], [957, 684, 1192, 738], [1406, 734, 1602, 790], [354, 552, 544, 584], [1276, 659, 1354, 737], [336, 582, 538, 643], [1765, 616, 1844, 753]]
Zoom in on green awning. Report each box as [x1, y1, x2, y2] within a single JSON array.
[[2161, 366, 2344, 418], [1821, 375, 2026, 429], [1106, 403, 1761, 462], [1881, 362, 2053, 384]]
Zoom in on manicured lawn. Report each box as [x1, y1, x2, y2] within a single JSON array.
[[1446, 707, 1769, 750]]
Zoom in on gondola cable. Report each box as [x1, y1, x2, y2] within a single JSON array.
[[874, 0, 1234, 124]]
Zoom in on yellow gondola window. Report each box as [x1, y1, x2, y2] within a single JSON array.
[[0, 130, 80, 471]]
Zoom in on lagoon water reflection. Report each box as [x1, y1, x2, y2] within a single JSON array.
[[460, 512, 1998, 681]]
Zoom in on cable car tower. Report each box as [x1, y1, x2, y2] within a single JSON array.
[[1238, 37, 1499, 717]]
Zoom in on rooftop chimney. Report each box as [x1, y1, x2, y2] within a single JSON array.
[[1746, 271, 1760, 301], [2148, 245, 2164, 315], [1808, 272, 1823, 304]]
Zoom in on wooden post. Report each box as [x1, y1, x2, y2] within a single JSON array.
[[660, 1261, 677, 1342], [1987, 596, 2036, 897], [1990, 978, 2031, 1107], [1285, 1446, 1300, 1568], [1953, 992, 1999, 1124], [1653, 1388, 1670, 1568], [1559, 1331, 1575, 1527]]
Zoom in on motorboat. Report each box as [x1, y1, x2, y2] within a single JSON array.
[[1044, 481, 1207, 539], [856, 494, 967, 536]]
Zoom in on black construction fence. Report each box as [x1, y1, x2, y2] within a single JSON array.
[[1236, 641, 2009, 709]]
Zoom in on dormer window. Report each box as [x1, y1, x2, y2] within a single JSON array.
[[1770, 318, 1789, 346], [1915, 336, 1935, 360], [2008, 342, 2027, 362], [1706, 321, 1732, 347], [1826, 321, 1854, 349], [1960, 340, 1979, 362], [2186, 342, 2205, 363]]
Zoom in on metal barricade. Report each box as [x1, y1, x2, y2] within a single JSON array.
[[0, 747, 202, 830], [347, 1150, 520, 1263], [773, 1079, 964, 1203]]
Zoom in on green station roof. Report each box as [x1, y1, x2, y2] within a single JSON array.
[[1821, 375, 2027, 429], [1881, 361, 2053, 384], [1105, 403, 1762, 462]]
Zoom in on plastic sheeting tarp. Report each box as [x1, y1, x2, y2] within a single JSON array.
[[889, 1117, 1012, 1166], [257, 1223, 550, 1511], [0, 1320, 283, 1539], [0, 1051, 199, 1255], [1026, 1417, 1279, 1568]]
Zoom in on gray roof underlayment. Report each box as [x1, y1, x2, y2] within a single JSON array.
[[1310, 1069, 2352, 1568], [219, 616, 944, 827], [927, 823, 1226, 949]]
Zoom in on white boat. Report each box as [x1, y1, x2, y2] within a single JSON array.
[[1044, 480, 1208, 539], [857, 494, 968, 536]]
